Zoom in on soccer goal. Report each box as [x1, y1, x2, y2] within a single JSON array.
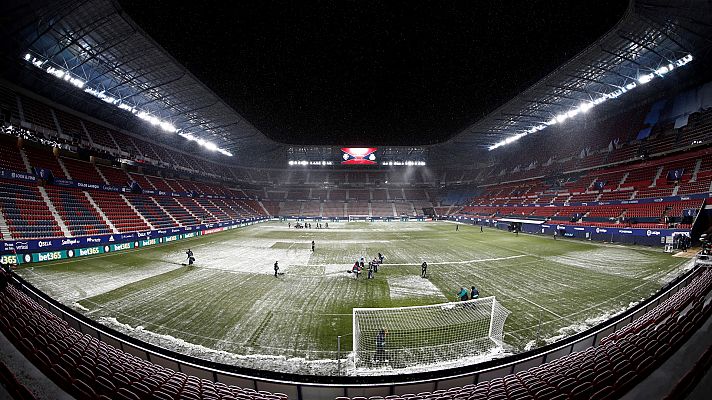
[[353, 296, 510, 370], [348, 215, 370, 221]]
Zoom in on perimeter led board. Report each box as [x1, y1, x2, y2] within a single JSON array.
[[341, 147, 377, 165]]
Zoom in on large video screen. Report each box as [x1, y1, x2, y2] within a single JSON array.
[[341, 147, 377, 165]]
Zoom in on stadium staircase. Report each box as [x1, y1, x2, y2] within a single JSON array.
[[44, 187, 112, 237], [84, 191, 119, 234], [690, 159, 702, 182], [151, 197, 188, 227], [18, 148, 33, 174], [37, 186, 72, 237], [94, 164, 111, 185], [0, 212, 11, 240], [93, 192, 152, 232], [56, 157, 72, 181]]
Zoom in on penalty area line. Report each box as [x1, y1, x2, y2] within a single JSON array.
[[516, 296, 566, 320], [290, 254, 527, 268]]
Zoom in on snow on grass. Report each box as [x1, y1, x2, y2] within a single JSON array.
[[388, 276, 447, 300], [545, 248, 660, 278], [17, 221, 689, 376], [542, 300, 642, 345], [98, 316, 342, 375], [17, 262, 182, 303]]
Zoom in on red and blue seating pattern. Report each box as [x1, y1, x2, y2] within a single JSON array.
[[44, 187, 111, 236], [87, 191, 149, 233], [0, 180, 61, 239], [125, 195, 178, 230]]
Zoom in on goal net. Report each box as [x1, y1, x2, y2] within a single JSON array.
[[348, 215, 370, 221], [353, 296, 510, 370]]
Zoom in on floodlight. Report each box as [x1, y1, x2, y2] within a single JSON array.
[[638, 73, 654, 84]]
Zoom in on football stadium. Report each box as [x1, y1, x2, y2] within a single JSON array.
[[0, 1, 712, 399]]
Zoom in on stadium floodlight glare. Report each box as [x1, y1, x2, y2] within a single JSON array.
[[488, 53, 693, 151], [380, 160, 426, 166], [23, 52, 232, 156], [579, 102, 594, 113], [638, 73, 654, 84], [287, 160, 333, 166]]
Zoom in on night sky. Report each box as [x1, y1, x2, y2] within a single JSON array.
[[118, 1, 627, 146]]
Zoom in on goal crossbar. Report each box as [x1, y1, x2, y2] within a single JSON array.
[[353, 296, 510, 370]]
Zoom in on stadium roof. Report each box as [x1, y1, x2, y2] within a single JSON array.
[[446, 0, 712, 152], [0, 0, 280, 161], [1, 0, 711, 166]]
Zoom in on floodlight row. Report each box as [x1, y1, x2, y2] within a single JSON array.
[[488, 54, 694, 151], [288, 160, 334, 166], [23, 53, 233, 157], [381, 161, 426, 166]]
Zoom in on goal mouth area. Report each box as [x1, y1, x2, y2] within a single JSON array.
[[352, 296, 511, 372]]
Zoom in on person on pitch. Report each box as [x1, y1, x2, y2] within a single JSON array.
[[421, 261, 428, 278], [273, 261, 279, 277], [311, 240, 315, 252], [375, 328, 388, 362], [186, 249, 195, 266], [470, 286, 479, 300], [457, 287, 469, 301]]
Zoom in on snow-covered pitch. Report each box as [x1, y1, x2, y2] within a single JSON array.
[[16, 221, 689, 376]]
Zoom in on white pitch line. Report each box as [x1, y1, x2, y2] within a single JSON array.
[[294, 254, 527, 268], [517, 296, 566, 320]]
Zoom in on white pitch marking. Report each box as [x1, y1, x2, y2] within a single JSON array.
[[517, 296, 566, 320], [295, 254, 527, 268]]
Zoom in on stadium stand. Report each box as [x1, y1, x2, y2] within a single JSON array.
[[0, 179, 61, 239], [82, 120, 119, 151], [19, 95, 57, 132], [43, 186, 111, 237], [153, 196, 199, 226], [2, 1, 712, 397], [96, 164, 132, 187], [60, 157, 104, 184], [124, 195, 178, 229], [89, 191, 150, 233], [0, 135, 28, 172], [23, 145, 68, 179]]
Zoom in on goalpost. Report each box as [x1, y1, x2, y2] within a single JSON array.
[[348, 215, 370, 221], [353, 296, 510, 370]]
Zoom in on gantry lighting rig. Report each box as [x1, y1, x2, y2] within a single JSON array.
[[444, 0, 712, 155], [0, 0, 281, 162], [1, 0, 711, 168]]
